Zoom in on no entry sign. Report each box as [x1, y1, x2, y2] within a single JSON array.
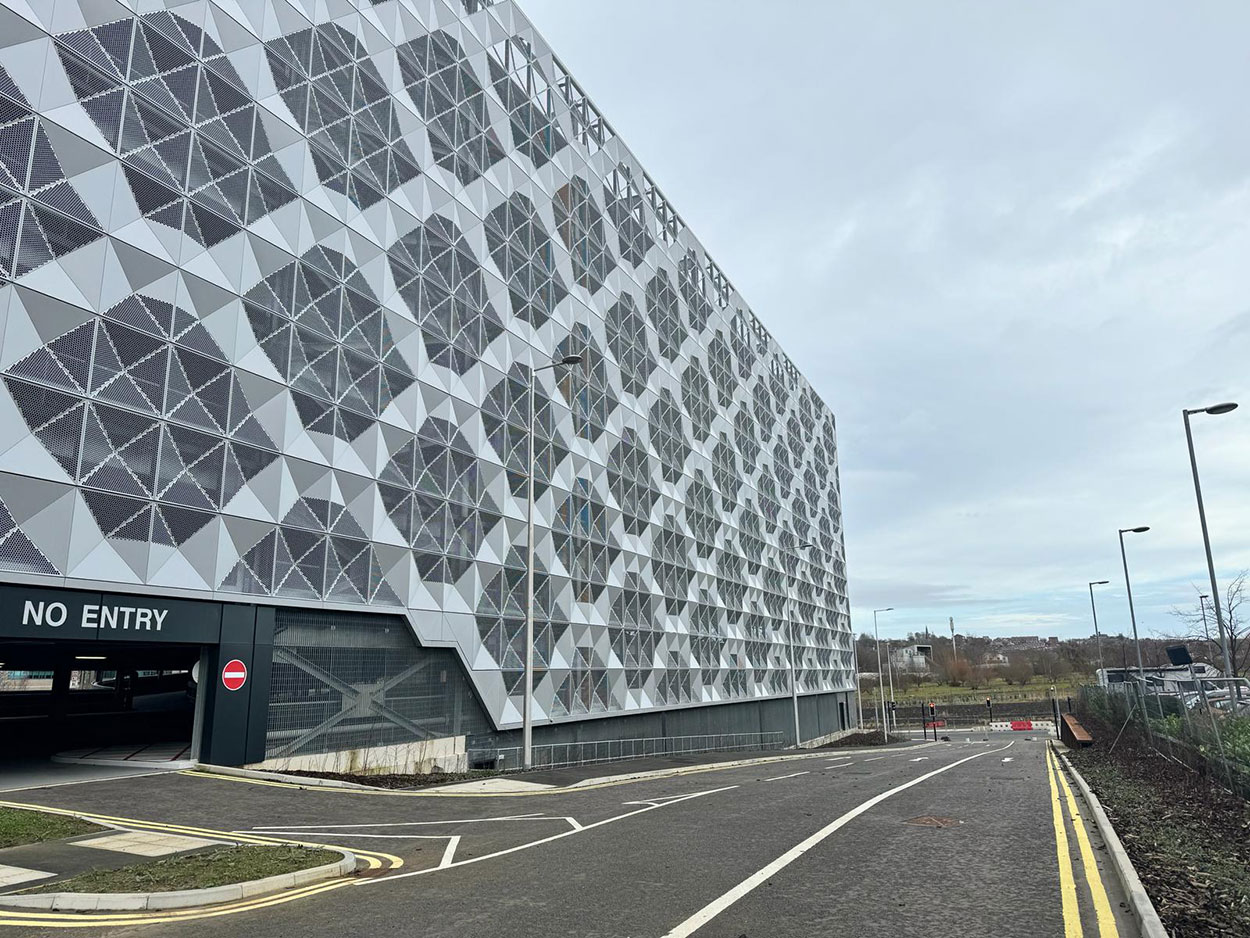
[[221, 659, 247, 691]]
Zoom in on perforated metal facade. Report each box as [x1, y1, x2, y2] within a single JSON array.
[[0, 0, 850, 731]]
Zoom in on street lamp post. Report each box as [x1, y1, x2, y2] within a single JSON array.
[[785, 537, 823, 747], [1183, 401, 1238, 678], [522, 354, 582, 771], [1088, 580, 1110, 674], [1199, 594, 1216, 666], [884, 638, 896, 727], [1118, 526, 1151, 724], [872, 607, 893, 741]]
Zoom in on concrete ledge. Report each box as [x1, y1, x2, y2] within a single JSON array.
[[0, 850, 355, 912], [1053, 745, 1168, 938], [796, 728, 857, 749], [194, 763, 380, 790]]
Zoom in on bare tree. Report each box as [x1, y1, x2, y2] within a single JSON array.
[[1169, 570, 1250, 677], [1003, 658, 1034, 686]]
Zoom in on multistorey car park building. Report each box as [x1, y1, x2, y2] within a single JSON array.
[[0, 0, 853, 771]]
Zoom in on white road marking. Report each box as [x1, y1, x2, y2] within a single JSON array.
[[245, 831, 454, 839], [762, 772, 809, 782], [438, 835, 460, 868], [660, 741, 1016, 938], [248, 814, 549, 830], [826, 760, 853, 767], [366, 785, 740, 885], [1002, 757, 1014, 763], [908, 758, 930, 762], [863, 756, 885, 762]]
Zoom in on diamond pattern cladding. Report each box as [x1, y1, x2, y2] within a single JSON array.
[[0, 0, 850, 731]]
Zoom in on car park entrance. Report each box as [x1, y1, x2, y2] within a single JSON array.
[[0, 583, 274, 773]]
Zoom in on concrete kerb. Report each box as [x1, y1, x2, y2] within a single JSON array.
[[195, 763, 381, 790], [0, 849, 356, 912], [1051, 743, 1169, 938], [198, 743, 937, 795]]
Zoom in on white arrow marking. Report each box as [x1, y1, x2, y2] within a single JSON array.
[[1002, 757, 1014, 763]]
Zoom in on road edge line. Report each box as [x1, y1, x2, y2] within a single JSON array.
[[1052, 744, 1168, 938], [659, 741, 1015, 938], [1044, 743, 1084, 937]]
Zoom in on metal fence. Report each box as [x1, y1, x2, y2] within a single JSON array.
[[1075, 683, 1250, 800], [468, 732, 786, 771]]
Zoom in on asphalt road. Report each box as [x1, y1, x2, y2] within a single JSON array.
[[0, 736, 1137, 937]]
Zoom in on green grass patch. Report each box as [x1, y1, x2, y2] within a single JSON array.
[[21, 845, 340, 895], [0, 807, 100, 849], [890, 676, 1085, 702]]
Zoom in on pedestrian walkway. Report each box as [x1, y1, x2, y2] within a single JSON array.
[[53, 742, 195, 770], [0, 827, 226, 896]]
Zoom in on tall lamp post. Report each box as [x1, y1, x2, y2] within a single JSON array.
[[522, 354, 582, 770], [1088, 580, 1109, 675], [1199, 594, 1215, 665], [1118, 526, 1151, 721], [872, 607, 893, 741], [1182, 401, 1238, 678], [785, 537, 821, 747]]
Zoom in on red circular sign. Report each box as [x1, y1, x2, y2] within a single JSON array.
[[221, 659, 247, 691]]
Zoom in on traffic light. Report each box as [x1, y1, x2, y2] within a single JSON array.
[[986, 697, 992, 709], [928, 702, 936, 716]]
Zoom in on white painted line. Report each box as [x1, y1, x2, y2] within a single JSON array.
[[564, 817, 583, 830], [826, 760, 853, 767], [249, 814, 549, 830], [863, 756, 885, 762], [438, 835, 460, 868], [659, 741, 1015, 938], [366, 785, 740, 885], [1002, 757, 1014, 763], [763, 771, 809, 782], [247, 831, 452, 839], [908, 758, 930, 762]]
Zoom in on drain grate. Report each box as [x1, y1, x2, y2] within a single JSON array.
[[905, 815, 962, 828]]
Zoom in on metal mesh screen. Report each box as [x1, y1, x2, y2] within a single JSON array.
[[264, 608, 493, 759]]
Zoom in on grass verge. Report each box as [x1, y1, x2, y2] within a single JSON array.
[[288, 768, 502, 789], [1068, 738, 1250, 938], [0, 807, 100, 849], [20, 845, 340, 895]]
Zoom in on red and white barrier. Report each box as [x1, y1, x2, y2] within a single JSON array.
[[988, 720, 1054, 732]]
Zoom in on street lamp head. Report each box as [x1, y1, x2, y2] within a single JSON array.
[[559, 354, 582, 366], [1204, 402, 1238, 416], [1091, 580, 1109, 586], [1120, 526, 1150, 534]]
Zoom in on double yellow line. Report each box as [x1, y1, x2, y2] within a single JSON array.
[[1044, 747, 1118, 938], [0, 800, 402, 928]]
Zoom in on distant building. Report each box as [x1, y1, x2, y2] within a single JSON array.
[[891, 644, 933, 673], [981, 652, 1009, 667]]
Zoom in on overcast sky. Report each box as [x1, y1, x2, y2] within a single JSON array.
[[520, 1, 1250, 643]]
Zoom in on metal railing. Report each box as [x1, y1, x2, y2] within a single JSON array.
[[468, 732, 786, 771], [1076, 682, 1250, 799]]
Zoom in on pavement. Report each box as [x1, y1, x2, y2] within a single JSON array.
[[0, 759, 175, 795], [0, 734, 1138, 937]]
